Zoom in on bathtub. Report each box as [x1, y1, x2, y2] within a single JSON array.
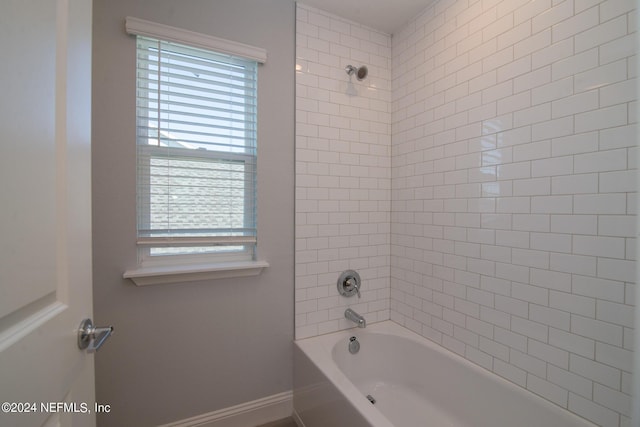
[[293, 321, 596, 427]]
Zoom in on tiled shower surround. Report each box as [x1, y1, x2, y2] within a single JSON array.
[[296, 1, 636, 426], [295, 4, 393, 339]]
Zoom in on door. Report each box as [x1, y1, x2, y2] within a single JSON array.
[[0, 1, 95, 427]]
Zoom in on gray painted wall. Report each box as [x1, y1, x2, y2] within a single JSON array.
[[91, 1, 295, 425]]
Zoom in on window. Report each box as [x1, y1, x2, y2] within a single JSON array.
[[135, 36, 258, 265]]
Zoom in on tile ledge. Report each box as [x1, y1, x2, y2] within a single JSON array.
[[123, 260, 269, 286]]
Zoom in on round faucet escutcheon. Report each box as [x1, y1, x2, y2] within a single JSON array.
[[337, 270, 361, 298]]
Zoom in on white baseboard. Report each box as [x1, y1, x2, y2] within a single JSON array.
[[158, 390, 293, 427], [291, 410, 305, 427]]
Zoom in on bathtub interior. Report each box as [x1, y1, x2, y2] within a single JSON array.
[[295, 321, 597, 427], [331, 333, 474, 427]]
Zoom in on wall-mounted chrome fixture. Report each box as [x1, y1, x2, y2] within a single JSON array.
[[345, 308, 366, 328], [345, 64, 368, 81], [337, 270, 361, 298]]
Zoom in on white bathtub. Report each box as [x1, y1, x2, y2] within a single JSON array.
[[293, 321, 597, 427]]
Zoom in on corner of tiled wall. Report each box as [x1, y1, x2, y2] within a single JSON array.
[[295, 3, 392, 339], [295, 0, 637, 424], [391, 1, 636, 426]]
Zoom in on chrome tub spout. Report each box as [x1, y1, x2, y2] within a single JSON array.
[[345, 308, 366, 328]]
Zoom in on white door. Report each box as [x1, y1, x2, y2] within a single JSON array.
[[0, 1, 96, 427]]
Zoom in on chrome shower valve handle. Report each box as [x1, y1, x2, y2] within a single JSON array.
[[345, 277, 361, 298], [337, 270, 361, 298]]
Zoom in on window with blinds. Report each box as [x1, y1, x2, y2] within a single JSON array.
[[135, 36, 257, 263]]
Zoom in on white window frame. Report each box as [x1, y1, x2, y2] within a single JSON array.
[[123, 17, 268, 285]]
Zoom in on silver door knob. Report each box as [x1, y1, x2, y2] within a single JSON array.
[[77, 318, 113, 353]]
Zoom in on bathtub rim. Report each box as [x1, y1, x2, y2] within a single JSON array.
[[294, 320, 598, 427]]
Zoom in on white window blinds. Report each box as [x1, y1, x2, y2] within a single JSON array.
[[135, 36, 258, 261]]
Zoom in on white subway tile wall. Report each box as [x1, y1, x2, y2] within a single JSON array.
[[391, 1, 636, 427], [296, 0, 636, 425], [295, 4, 392, 339]]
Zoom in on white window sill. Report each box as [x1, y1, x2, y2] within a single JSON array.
[[123, 260, 269, 286]]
